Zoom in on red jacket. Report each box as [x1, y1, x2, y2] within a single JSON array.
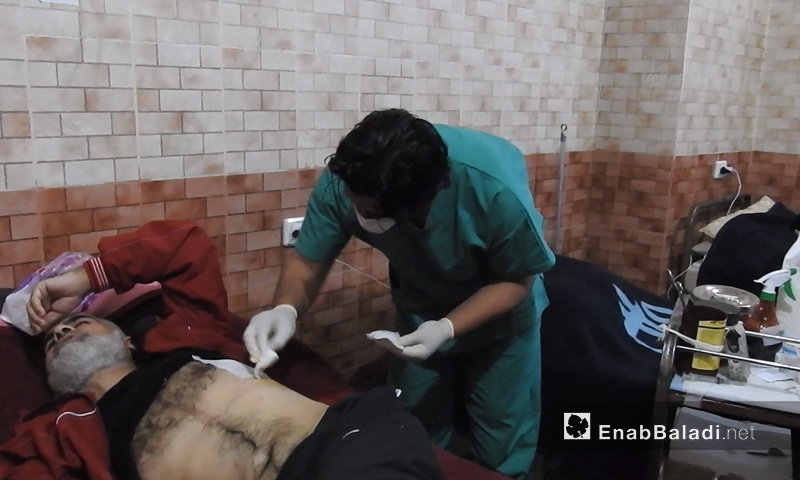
[[0, 395, 113, 480], [83, 220, 250, 362], [0, 221, 252, 480]]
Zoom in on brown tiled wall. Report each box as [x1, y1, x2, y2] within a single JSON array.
[[588, 150, 800, 295], [526, 151, 593, 260], [2, 150, 797, 379]]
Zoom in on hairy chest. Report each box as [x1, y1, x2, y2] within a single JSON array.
[[131, 362, 294, 480]]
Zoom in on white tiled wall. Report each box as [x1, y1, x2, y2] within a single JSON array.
[[597, 0, 692, 156], [597, 0, 795, 158], [755, 0, 800, 154], [511, 0, 605, 153], [0, 0, 796, 191], [0, 0, 605, 190], [676, 0, 766, 156]]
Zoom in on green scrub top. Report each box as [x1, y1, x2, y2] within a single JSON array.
[[295, 124, 556, 354]]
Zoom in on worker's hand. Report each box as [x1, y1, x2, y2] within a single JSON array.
[[27, 269, 92, 334], [396, 318, 454, 362], [243, 304, 298, 366]]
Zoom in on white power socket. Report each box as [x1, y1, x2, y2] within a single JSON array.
[[712, 160, 729, 180], [282, 217, 304, 247]]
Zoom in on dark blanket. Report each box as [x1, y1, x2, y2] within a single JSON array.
[[698, 202, 800, 295], [540, 255, 673, 480]]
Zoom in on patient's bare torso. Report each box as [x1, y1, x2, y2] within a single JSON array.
[[130, 362, 327, 480]]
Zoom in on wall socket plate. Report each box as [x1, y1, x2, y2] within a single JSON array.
[[712, 160, 729, 180], [282, 217, 304, 247]]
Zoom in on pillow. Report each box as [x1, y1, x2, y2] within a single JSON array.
[[699, 196, 775, 239]]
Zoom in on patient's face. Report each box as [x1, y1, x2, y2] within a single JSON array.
[[44, 315, 115, 358], [44, 315, 133, 394]]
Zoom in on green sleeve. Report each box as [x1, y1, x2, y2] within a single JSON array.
[[294, 169, 352, 265], [486, 189, 556, 279]]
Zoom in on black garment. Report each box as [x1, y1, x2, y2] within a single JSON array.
[[277, 386, 444, 480], [698, 203, 800, 295], [98, 350, 443, 480]]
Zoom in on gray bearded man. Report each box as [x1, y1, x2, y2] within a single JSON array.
[[42, 314, 329, 480]]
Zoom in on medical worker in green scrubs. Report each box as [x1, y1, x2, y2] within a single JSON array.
[[244, 109, 555, 480]]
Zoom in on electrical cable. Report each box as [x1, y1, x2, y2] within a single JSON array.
[[335, 259, 390, 289], [56, 408, 97, 425], [725, 166, 742, 216]]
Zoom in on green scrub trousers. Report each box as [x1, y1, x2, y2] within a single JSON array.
[[389, 322, 541, 480]]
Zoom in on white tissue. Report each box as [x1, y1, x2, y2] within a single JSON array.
[[751, 367, 794, 383], [193, 356, 267, 380], [250, 349, 279, 379], [1, 289, 36, 335], [366, 330, 405, 357]]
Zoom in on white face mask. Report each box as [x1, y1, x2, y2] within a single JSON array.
[[355, 209, 396, 234]]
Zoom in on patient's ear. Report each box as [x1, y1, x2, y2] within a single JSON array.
[[124, 336, 136, 351]]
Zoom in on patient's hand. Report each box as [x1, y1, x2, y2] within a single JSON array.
[[27, 269, 92, 333]]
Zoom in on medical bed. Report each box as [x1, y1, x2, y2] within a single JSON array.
[[0, 287, 510, 480]]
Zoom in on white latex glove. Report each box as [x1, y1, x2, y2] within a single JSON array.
[[396, 318, 455, 361], [243, 304, 298, 372]]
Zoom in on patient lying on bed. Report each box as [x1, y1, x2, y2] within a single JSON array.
[[2, 220, 443, 480], [43, 314, 440, 480]]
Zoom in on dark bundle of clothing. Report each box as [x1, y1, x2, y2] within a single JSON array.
[[698, 202, 800, 295]]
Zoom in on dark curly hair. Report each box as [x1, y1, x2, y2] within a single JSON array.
[[328, 109, 450, 219]]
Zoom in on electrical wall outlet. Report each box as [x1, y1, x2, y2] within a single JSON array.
[[282, 217, 304, 247], [712, 160, 729, 180]]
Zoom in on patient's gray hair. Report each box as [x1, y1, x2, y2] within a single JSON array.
[[46, 316, 133, 395]]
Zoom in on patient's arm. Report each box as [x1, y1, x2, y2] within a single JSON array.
[[92, 222, 223, 296], [27, 268, 92, 333], [87, 221, 232, 321], [29, 221, 230, 336], [28, 220, 240, 343]]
